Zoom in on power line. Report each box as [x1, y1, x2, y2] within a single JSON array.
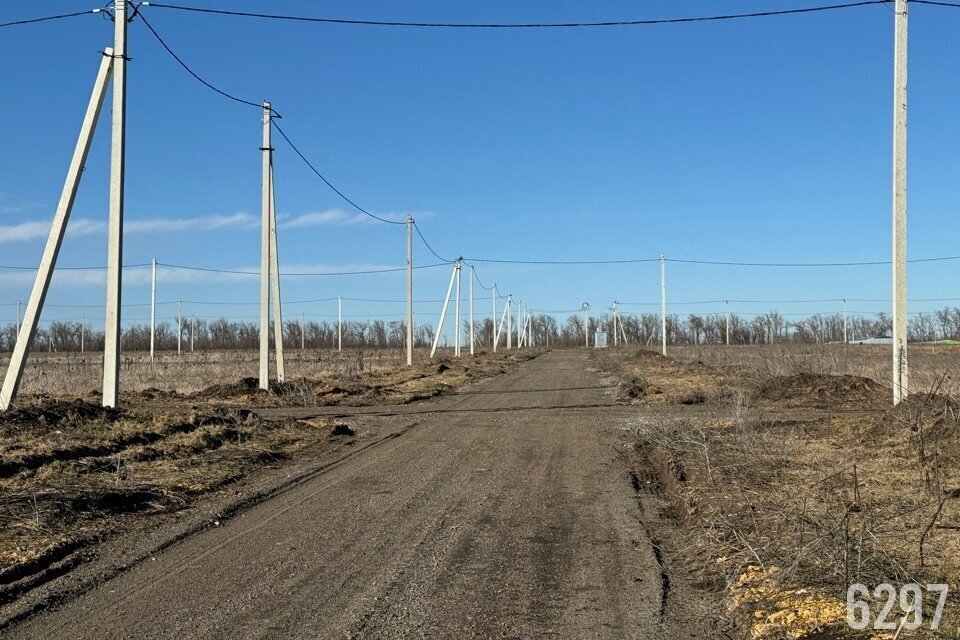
[[137, 11, 268, 111], [668, 255, 960, 267], [464, 257, 660, 265], [156, 261, 447, 276], [414, 222, 455, 263], [911, 0, 960, 7], [0, 9, 102, 29], [137, 12, 409, 227], [272, 123, 403, 225], [141, 1, 891, 29]]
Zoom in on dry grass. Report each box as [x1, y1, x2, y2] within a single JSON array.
[[602, 345, 960, 639]]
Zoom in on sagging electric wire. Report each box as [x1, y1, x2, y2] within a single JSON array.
[[140, 1, 891, 29], [414, 222, 455, 263], [0, 8, 104, 29], [157, 262, 448, 276]]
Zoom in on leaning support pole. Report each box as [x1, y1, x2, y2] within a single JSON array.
[[506, 295, 513, 350], [1, 50, 114, 411], [269, 162, 285, 382], [495, 295, 509, 350], [259, 102, 272, 390], [338, 296, 342, 352], [406, 215, 414, 365], [891, 0, 909, 404], [102, 0, 128, 409], [430, 261, 459, 358]]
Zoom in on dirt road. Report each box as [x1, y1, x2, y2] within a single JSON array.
[[7, 350, 700, 639]]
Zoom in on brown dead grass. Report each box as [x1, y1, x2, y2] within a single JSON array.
[[601, 346, 960, 639]]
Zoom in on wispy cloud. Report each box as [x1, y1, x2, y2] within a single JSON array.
[[0, 262, 409, 289], [280, 209, 425, 228], [0, 213, 258, 244], [0, 209, 428, 243]]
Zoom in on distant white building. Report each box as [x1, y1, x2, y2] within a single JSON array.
[[850, 335, 893, 345]]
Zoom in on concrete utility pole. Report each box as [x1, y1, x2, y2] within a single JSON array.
[[1, 49, 114, 411], [469, 264, 475, 355], [81, 317, 85, 353], [150, 257, 156, 360], [725, 300, 731, 346], [190, 316, 194, 352], [583, 303, 590, 348], [102, 0, 128, 409], [430, 260, 459, 358], [259, 102, 272, 390], [338, 296, 342, 352], [892, 0, 909, 405], [301, 312, 305, 350], [406, 215, 414, 365], [506, 295, 513, 350], [843, 299, 848, 344], [269, 163, 285, 382], [660, 254, 667, 356], [455, 260, 462, 357], [491, 284, 497, 352], [177, 299, 182, 355]]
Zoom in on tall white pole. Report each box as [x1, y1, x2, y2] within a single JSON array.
[[506, 295, 513, 350], [258, 102, 272, 390], [81, 316, 85, 354], [1, 50, 113, 411], [190, 316, 194, 352], [430, 262, 459, 358], [843, 298, 848, 344], [177, 299, 182, 356], [406, 215, 414, 365], [338, 296, 342, 352], [469, 265, 475, 355], [492, 284, 497, 352], [102, 0, 127, 409], [660, 254, 667, 356], [150, 257, 156, 360], [301, 312, 306, 350], [584, 306, 589, 348], [269, 163, 285, 382], [892, 0, 909, 405], [725, 300, 731, 346], [455, 261, 462, 357]]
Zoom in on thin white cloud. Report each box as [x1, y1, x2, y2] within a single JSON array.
[[125, 212, 259, 233], [0, 262, 409, 289], [280, 209, 427, 228], [0, 213, 258, 244]]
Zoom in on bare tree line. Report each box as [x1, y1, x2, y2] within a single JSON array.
[[0, 308, 956, 352]]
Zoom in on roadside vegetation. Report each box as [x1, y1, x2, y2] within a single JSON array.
[[599, 344, 960, 639]]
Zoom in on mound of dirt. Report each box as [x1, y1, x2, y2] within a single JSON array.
[[754, 373, 887, 409], [192, 377, 262, 400], [0, 399, 120, 433]]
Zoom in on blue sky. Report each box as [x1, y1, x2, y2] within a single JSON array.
[[2, 0, 960, 332]]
